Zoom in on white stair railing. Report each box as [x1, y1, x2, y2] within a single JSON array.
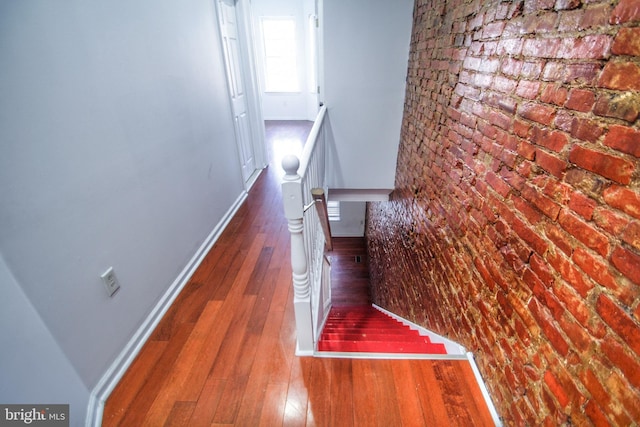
[[281, 105, 330, 355]]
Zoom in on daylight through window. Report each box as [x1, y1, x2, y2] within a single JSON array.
[[261, 18, 299, 92]]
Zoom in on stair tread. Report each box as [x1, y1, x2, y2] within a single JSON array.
[[320, 333, 432, 342], [318, 341, 447, 354], [318, 306, 448, 355]]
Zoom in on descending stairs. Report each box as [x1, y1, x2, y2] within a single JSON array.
[[317, 305, 448, 354]]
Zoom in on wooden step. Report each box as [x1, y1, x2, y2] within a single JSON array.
[[317, 305, 448, 355], [318, 340, 447, 354]]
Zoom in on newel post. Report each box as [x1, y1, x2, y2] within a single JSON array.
[[281, 155, 314, 354]]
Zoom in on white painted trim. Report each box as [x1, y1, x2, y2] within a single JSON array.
[[245, 167, 265, 192], [86, 191, 249, 427], [327, 188, 393, 202], [467, 352, 503, 426], [372, 304, 467, 356], [314, 351, 468, 360]]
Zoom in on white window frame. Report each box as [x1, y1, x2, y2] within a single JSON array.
[[259, 17, 300, 93]]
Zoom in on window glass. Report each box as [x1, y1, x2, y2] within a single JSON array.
[[261, 18, 299, 92]]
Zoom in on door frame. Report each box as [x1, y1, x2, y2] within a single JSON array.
[[215, 0, 267, 190]]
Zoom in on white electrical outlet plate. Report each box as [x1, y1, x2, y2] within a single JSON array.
[[101, 267, 121, 297]]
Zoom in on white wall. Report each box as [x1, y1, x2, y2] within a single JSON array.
[[0, 254, 88, 425], [323, 0, 414, 189], [252, 0, 318, 120], [0, 0, 244, 422], [331, 202, 367, 237]]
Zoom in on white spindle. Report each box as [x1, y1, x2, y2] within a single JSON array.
[[281, 105, 330, 354], [281, 155, 313, 353]]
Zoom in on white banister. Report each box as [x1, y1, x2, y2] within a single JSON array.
[[281, 105, 330, 355]]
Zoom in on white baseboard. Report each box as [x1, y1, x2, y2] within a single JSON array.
[[85, 191, 249, 427], [467, 352, 503, 426], [372, 304, 467, 356]]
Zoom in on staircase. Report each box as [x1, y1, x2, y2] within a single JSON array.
[[317, 305, 447, 354]]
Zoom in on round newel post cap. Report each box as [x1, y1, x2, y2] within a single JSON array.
[[282, 155, 300, 181]]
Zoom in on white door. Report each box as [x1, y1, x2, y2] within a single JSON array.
[[219, 0, 256, 185]]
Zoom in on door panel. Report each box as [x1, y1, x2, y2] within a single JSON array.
[[219, 0, 255, 184]]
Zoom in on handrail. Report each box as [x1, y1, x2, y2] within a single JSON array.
[[311, 188, 333, 251], [281, 105, 331, 355], [298, 105, 327, 176]]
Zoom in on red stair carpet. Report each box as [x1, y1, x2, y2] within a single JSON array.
[[318, 305, 447, 354]]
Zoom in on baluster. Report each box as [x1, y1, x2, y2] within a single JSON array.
[[281, 155, 314, 353]]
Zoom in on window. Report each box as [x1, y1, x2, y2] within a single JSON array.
[[327, 201, 341, 222], [260, 18, 299, 92]]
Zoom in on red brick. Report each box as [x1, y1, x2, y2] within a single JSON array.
[[530, 298, 570, 356], [559, 9, 581, 31], [558, 209, 610, 257], [522, 61, 543, 79], [593, 92, 640, 123], [531, 127, 569, 152], [555, 281, 603, 337], [568, 145, 635, 185], [490, 110, 512, 130], [584, 400, 612, 427], [536, 149, 567, 178], [558, 35, 612, 59], [523, 11, 558, 34], [593, 206, 631, 236], [540, 174, 571, 205], [545, 223, 574, 256], [570, 117, 605, 143], [544, 62, 602, 84], [531, 253, 555, 286], [622, 220, 640, 251], [554, 111, 574, 133], [580, 4, 612, 29], [518, 102, 556, 126], [523, 38, 561, 58], [565, 88, 595, 112], [596, 294, 640, 357], [601, 335, 640, 390], [515, 80, 540, 99], [500, 167, 525, 191], [555, 0, 580, 10], [568, 191, 597, 220], [579, 369, 614, 419], [518, 141, 536, 161], [483, 21, 506, 39], [512, 215, 549, 255], [611, 27, 640, 56], [522, 184, 561, 220], [558, 314, 590, 351], [540, 84, 567, 106], [513, 195, 543, 224], [501, 57, 523, 76], [597, 62, 640, 91], [544, 371, 570, 408], [572, 247, 618, 291], [486, 170, 511, 197], [603, 185, 640, 220], [604, 371, 640, 422], [603, 125, 640, 158], [610, 0, 640, 24]]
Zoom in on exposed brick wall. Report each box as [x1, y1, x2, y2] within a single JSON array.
[[366, 0, 640, 424]]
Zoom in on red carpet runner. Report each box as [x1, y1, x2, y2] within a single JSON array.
[[317, 305, 447, 354]]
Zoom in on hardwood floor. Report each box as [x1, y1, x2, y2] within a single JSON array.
[[102, 121, 496, 426], [329, 238, 372, 307]]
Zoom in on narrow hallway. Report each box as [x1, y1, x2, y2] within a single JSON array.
[[102, 121, 496, 426]]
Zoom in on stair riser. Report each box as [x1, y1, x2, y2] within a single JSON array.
[[320, 333, 432, 343], [318, 306, 448, 355]]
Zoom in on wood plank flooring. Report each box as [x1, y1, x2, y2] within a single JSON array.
[[102, 121, 496, 426]]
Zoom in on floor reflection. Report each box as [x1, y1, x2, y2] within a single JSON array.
[[265, 120, 314, 175]]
